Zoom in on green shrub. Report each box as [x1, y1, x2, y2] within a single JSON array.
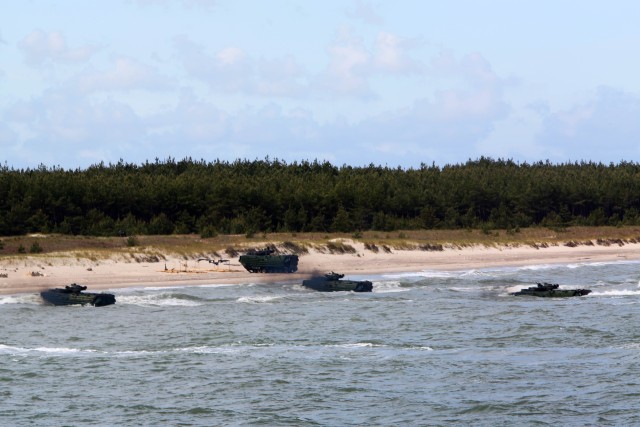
[[225, 246, 239, 257], [200, 226, 218, 239]]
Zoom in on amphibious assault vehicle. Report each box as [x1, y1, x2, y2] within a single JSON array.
[[302, 272, 373, 292], [40, 284, 116, 307], [511, 282, 591, 298], [239, 248, 299, 273]]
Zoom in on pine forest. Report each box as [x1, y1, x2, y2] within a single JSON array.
[[2, 157, 640, 237]]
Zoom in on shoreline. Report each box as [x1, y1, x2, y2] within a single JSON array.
[[2, 240, 640, 296]]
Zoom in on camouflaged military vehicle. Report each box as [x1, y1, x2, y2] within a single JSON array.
[[40, 284, 116, 307], [511, 282, 591, 297], [238, 247, 299, 273], [302, 272, 373, 292]]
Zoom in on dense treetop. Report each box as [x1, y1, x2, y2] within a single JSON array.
[[1, 157, 640, 236]]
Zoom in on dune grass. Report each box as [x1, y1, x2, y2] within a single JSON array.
[[2, 226, 640, 262]]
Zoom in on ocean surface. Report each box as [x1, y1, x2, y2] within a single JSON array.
[[2, 261, 640, 426]]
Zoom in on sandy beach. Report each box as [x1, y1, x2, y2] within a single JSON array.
[[2, 239, 640, 296]]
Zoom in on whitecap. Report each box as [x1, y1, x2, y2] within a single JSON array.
[[384, 270, 456, 279], [589, 289, 640, 297], [0, 344, 28, 354], [328, 342, 386, 349], [372, 281, 410, 293], [33, 346, 96, 355], [0, 294, 42, 305], [116, 294, 202, 307], [505, 285, 527, 294], [236, 295, 280, 303], [618, 342, 640, 350], [0, 344, 95, 356]]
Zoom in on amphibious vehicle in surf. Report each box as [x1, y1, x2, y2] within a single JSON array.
[[239, 247, 299, 273], [302, 272, 373, 292], [40, 284, 116, 307], [510, 282, 591, 298]]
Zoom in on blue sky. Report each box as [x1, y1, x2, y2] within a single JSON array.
[[2, 0, 640, 169]]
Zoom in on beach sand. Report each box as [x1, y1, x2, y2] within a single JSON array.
[[1, 240, 640, 295]]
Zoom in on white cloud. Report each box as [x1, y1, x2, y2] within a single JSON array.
[[254, 56, 307, 97], [318, 28, 372, 97], [317, 29, 424, 98], [216, 47, 244, 65], [18, 30, 98, 66], [6, 89, 145, 159], [431, 51, 499, 87], [335, 51, 510, 165], [131, 0, 218, 10], [426, 52, 507, 119], [76, 56, 173, 93], [3, 36, 514, 168], [534, 87, 640, 162], [173, 36, 250, 92], [174, 36, 307, 97], [180, 0, 218, 9], [435, 87, 503, 119], [373, 32, 418, 73], [0, 122, 18, 148], [347, 0, 384, 26], [176, 29, 419, 101], [147, 91, 229, 142], [477, 87, 640, 164], [476, 109, 547, 161]]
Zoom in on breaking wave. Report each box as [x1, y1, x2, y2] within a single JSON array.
[[116, 292, 204, 307]]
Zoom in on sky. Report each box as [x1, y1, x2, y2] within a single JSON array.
[[2, 0, 640, 170]]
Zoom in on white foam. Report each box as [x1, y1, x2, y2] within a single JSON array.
[[589, 289, 640, 297], [236, 295, 280, 303], [372, 281, 410, 293], [0, 344, 28, 354], [116, 294, 202, 307], [514, 263, 556, 271], [451, 285, 497, 293], [0, 294, 42, 305], [384, 270, 456, 279], [0, 344, 96, 355], [174, 345, 246, 355], [33, 346, 96, 354], [505, 285, 527, 294], [619, 342, 640, 350], [330, 342, 433, 351], [339, 342, 382, 348]]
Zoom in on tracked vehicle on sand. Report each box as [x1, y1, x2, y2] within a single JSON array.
[[239, 247, 299, 273]]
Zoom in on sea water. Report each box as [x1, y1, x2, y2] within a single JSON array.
[[2, 261, 640, 426]]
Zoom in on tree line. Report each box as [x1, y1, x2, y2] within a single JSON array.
[[1, 157, 640, 237]]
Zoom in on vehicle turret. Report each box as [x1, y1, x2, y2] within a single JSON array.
[[324, 272, 344, 280], [64, 284, 87, 293]]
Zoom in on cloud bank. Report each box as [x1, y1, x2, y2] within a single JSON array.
[[2, 1, 640, 169]]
